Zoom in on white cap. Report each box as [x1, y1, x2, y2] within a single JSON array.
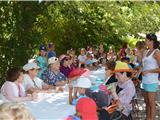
[[23, 62, 40, 71], [48, 57, 59, 65], [76, 77, 91, 88]]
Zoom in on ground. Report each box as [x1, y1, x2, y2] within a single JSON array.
[[132, 88, 160, 120]]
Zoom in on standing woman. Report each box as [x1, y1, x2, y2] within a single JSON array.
[[142, 33, 160, 120]]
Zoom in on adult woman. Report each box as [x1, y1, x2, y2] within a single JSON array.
[[1, 67, 35, 102], [60, 56, 75, 78], [23, 62, 52, 94], [142, 33, 160, 120], [42, 57, 78, 86]]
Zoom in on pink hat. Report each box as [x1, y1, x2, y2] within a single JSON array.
[[76, 97, 98, 120], [68, 68, 87, 78], [59, 54, 66, 61]]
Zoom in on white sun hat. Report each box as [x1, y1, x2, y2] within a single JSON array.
[[48, 57, 59, 65], [23, 62, 40, 71], [76, 77, 92, 88]]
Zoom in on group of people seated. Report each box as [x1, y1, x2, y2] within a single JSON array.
[[67, 60, 136, 120], [0, 33, 160, 120]]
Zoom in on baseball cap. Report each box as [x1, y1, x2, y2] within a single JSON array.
[[39, 45, 47, 51], [76, 77, 91, 88], [23, 62, 40, 71], [76, 97, 98, 120], [48, 57, 59, 65], [113, 61, 133, 73]]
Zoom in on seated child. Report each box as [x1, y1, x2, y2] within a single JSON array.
[[66, 97, 98, 120], [69, 77, 91, 105]]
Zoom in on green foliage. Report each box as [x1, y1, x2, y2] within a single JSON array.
[[0, 1, 160, 85]]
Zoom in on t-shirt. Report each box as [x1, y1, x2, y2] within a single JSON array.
[[1, 81, 25, 101], [78, 55, 86, 63], [23, 74, 44, 90], [72, 95, 87, 105], [36, 56, 48, 78], [48, 51, 56, 59], [60, 65, 74, 77]]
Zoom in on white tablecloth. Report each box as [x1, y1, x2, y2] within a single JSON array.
[[25, 91, 75, 120], [25, 68, 106, 120], [0, 68, 106, 120]]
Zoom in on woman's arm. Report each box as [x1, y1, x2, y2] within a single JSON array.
[[55, 76, 79, 86], [55, 80, 68, 86]]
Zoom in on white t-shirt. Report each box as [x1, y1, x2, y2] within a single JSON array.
[[78, 55, 86, 63], [1, 81, 25, 101], [23, 74, 44, 90], [142, 49, 159, 84]]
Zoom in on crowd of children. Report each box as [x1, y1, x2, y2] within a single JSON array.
[[0, 33, 160, 120]]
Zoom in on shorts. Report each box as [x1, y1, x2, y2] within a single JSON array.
[[142, 83, 158, 92]]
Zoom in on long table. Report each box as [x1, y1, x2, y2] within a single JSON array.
[[25, 68, 106, 120], [25, 91, 75, 120], [0, 68, 106, 120]]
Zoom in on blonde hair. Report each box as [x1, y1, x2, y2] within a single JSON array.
[[0, 102, 35, 120]]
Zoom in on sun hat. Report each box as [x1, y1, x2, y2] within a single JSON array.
[[76, 97, 98, 120], [76, 77, 91, 88], [23, 62, 40, 71], [113, 61, 133, 73], [48, 57, 59, 65], [68, 68, 88, 78]]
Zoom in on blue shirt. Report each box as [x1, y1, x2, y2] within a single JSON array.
[[48, 51, 56, 59], [36, 56, 48, 78], [72, 94, 87, 105], [41, 69, 66, 86]]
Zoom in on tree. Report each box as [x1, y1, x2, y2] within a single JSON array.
[[0, 1, 160, 85]]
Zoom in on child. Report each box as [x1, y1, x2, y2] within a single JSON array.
[[110, 61, 136, 119], [99, 60, 118, 100], [0, 102, 35, 120], [69, 77, 91, 105], [66, 97, 98, 120]]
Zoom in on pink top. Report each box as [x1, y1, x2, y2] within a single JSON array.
[[1, 81, 26, 101]]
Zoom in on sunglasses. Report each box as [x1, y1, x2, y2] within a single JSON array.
[[65, 59, 69, 61], [64, 57, 72, 61]]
